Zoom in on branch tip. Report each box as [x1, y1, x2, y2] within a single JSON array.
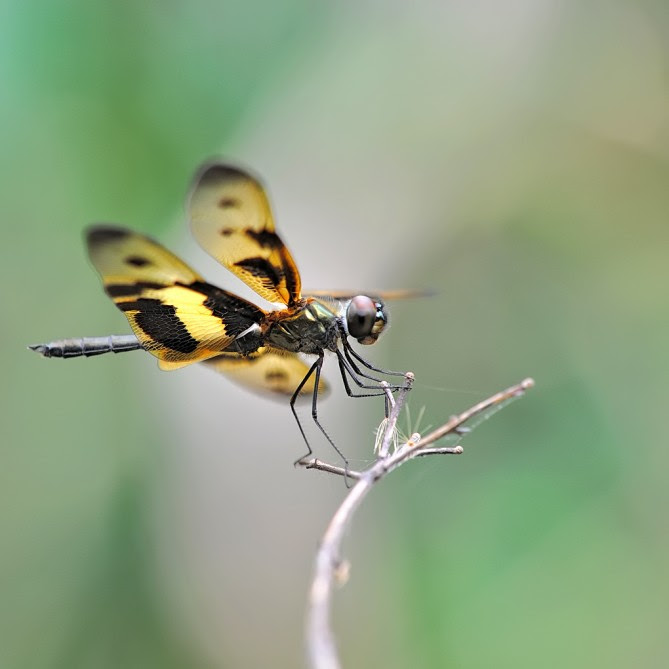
[[305, 376, 534, 669]]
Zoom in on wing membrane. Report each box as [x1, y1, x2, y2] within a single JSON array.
[[204, 347, 328, 400], [305, 289, 433, 300], [87, 225, 265, 366], [188, 163, 302, 306]]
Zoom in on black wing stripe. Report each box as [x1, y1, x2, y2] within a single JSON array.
[[234, 258, 282, 288], [124, 300, 199, 354], [245, 228, 283, 249], [112, 282, 264, 355], [105, 281, 165, 298], [188, 281, 265, 337]]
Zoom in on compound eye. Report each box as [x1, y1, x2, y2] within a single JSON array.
[[346, 296, 377, 340]]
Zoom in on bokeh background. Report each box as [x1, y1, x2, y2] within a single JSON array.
[[4, 1, 669, 667]]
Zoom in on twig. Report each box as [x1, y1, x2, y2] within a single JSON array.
[[300, 376, 534, 669], [417, 377, 534, 449], [413, 445, 464, 457], [303, 459, 362, 480], [378, 374, 413, 457]]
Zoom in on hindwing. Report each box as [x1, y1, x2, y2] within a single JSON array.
[[204, 347, 328, 400], [87, 225, 265, 366]]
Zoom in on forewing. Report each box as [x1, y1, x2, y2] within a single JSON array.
[[87, 225, 265, 366], [305, 289, 433, 300], [204, 347, 328, 401], [188, 163, 302, 306], [88, 225, 203, 284]]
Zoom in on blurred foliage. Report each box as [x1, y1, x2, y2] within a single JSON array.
[[3, 1, 669, 668]]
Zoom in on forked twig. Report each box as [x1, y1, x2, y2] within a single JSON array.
[[299, 376, 535, 669]]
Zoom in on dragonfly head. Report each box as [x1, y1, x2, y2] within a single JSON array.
[[344, 295, 388, 345]]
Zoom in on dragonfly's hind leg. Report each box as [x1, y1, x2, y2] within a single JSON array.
[[291, 352, 348, 469]]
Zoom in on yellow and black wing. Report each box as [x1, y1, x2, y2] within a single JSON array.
[[188, 163, 302, 307], [87, 225, 265, 368], [204, 347, 328, 401]]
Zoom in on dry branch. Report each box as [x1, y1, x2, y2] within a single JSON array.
[[299, 376, 535, 669]]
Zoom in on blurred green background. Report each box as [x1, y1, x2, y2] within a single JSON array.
[[4, 1, 669, 667]]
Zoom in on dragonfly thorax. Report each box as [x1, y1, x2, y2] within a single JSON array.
[[264, 301, 341, 355]]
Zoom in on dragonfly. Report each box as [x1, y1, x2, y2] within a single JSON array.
[[30, 163, 409, 463]]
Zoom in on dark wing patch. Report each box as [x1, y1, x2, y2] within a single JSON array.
[[86, 225, 266, 366], [219, 197, 241, 209], [106, 281, 164, 298], [245, 228, 283, 249], [88, 227, 130, 244], [125, 255, 152, 267], [126, 299, 199, 354], [191, 281, 265, 338], [235, 257, 281, 286], [188, 163, 302, 306]]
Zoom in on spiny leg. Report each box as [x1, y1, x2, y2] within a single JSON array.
[[291, 353, 349, 469], [310, 353, 349, 468], [339, 351, 403, 461], [291, 358, 320, 464], [337, 351, 396, 421], [343, 336, 407, 377], [336, 350, 395, 397], [341, 343, 404, 392], [341, 347, 384, 385], [340, 340, 412, 420]]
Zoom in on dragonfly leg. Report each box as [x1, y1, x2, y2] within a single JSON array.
[[292, 353, 349, 470]]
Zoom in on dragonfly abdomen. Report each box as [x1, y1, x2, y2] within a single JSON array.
[[29, 335, 142, 359]]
